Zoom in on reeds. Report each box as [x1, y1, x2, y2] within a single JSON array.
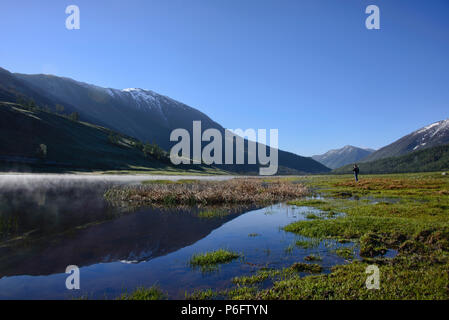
[[105, 178, 308, 206]]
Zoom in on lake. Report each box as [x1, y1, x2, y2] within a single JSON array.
[[0, 174, 353, 299]]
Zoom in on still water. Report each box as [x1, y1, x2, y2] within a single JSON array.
[[0, 174, 353, 299]]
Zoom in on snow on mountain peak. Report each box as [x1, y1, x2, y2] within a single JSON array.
[[121, 88, 162, 111], [411, 119, 449, 151], [414, 119, 449, 139], [415, 119, 449, 136]]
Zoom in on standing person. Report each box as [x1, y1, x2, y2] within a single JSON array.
[[353, 164, 360, 182]]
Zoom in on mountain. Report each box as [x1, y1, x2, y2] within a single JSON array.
[[0, 67, 330, 174], [12, 71, 218, 151], [0, 101, 221, 174], [362, 119, 449, 162], [312, 145, 375, 169], [333, 143, 449, 174], [0, 67, 70, 111]]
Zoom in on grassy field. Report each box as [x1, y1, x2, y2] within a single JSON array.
[[231, 172, 449, 299]]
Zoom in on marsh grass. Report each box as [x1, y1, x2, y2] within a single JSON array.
[[189, 249, 241, 272], [288, 199, 326, 207], [252, 255, 449, 299], [332, 247, 355, 260], [229, 173, 449, 299], [295, 239, 320, 249], [185, 288, 217, 300], [232, 270, 271, 285], [290, 262, 323, 273], [105, 178, 308, 207], [197, 209, 229, 219], [304, 254, 322, 261], [118, 286, 166, 300], [116, 173, 449, 300], [190, 173, 449, 300], [305, 213, 320, 220], [284, 244, 294, 254]]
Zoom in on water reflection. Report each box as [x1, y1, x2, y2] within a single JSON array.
[[0, 176, 355, 300], [0, 183, 250, 278]]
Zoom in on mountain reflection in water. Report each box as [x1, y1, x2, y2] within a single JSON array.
[[0, 178, 248, 278]]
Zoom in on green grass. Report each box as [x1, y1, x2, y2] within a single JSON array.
[[185, 288, 218, 300], [288, 199, 326, 207], [332, 247, 355, 260], [232, 270, 271, 285], [290, 262, 323, 273], [197, 209, 230, 219], [118, 286, 166, 300], [295, 239, 319, 249], [254, 255, 449, 299], [305, 213, 320, 220], [189, 249, 241, 272]]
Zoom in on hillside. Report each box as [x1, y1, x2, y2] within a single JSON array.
[[0, 67, 330, 174], [0, 102, 222, 174], [362, 119, 449, 162], [312, 145, 375, 169], [333, 143, 449, 174]]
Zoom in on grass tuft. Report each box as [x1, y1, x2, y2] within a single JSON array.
[[290, 262, 323, 273], [189, 249, 241, 272], [118, 286, 166, 300]]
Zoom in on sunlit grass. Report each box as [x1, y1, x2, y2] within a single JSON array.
[[189, 249, 241, 272], [212, 173, 449, 300], [105, 178, 308, 206]]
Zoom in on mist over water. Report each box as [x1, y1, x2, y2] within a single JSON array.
[[0, 173, 236, 191]]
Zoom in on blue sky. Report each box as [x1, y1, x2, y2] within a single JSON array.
[[1, 0, 448, 156]]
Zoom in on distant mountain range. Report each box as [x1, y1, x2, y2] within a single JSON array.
[[331, 119, 449, 174], [0, 67, 329, 174], [312, 145, 375, 169], [314, 118, 449, 173], [361, 119, 449, 162], [333, 143, 449, 174]]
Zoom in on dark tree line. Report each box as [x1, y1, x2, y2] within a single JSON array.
[[108, 133, 169, 162], [15, 97, 79, 122]]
